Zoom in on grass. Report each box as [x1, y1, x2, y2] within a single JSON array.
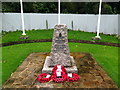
[[1, 30, 53, 44], [2, 42, 119, 87], [0, 47, 2, 87], [1, 29, 119, 44]]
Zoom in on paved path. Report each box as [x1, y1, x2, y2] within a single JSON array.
[[3, 52, 118, 88]]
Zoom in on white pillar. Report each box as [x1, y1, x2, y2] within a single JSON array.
[[20, 0, 26, 35], [96, 0, 102, 39], [58, 0, 60, 24]]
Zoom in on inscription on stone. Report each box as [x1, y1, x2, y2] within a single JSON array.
[[42, 24, 78, 74], [55, 40, 65, 44], [49, 24, 72, 67], [54, 45, 66, 50]]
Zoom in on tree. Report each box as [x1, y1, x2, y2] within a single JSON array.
[[102, 3, 113, 14], [107, 2, 120, 14], [2, 2, 119, 14], [32, 2, 57, 13], [23, 2, 34, 13], [2, 2, 20, 13], [61, 2, 79, 14], [86, 2, 99, 14], [116, 1, 120, 14]]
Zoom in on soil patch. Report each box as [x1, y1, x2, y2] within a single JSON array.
[[1, 39, 120, 47], [3, 52, 118, 88]]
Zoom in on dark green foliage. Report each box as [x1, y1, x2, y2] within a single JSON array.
[[2, 2, 20, 13], [2, 2, 120, 14], [2, 2, 58, 13], [23, 2, 34, 13], [107, 2, 120, 14], [32, 2, 58, 13], [102, 3, 113, 14]]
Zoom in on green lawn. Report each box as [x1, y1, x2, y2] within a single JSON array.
[[0, 35, 1, 87], [2, 42, 119, 87], [1, 29, 119, 44]]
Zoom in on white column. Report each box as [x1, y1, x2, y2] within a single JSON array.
[[96, 0, 102, 38], [20, 0, 26, 35], [58, 0, 60, 24]]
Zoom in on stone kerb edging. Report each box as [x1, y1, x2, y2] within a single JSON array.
[[0, 39, 120, 47]]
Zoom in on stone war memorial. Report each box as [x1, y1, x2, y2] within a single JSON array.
[[3, 24, 118, 88], [2, 0, 118, 88], [42, 24, 78, 74]]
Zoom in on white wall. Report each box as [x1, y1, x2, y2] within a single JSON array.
[[1, 13, 118, 35]]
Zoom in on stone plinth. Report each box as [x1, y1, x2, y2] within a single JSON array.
[[42, 24, 78, 73], [42, 56, 78, 74]]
